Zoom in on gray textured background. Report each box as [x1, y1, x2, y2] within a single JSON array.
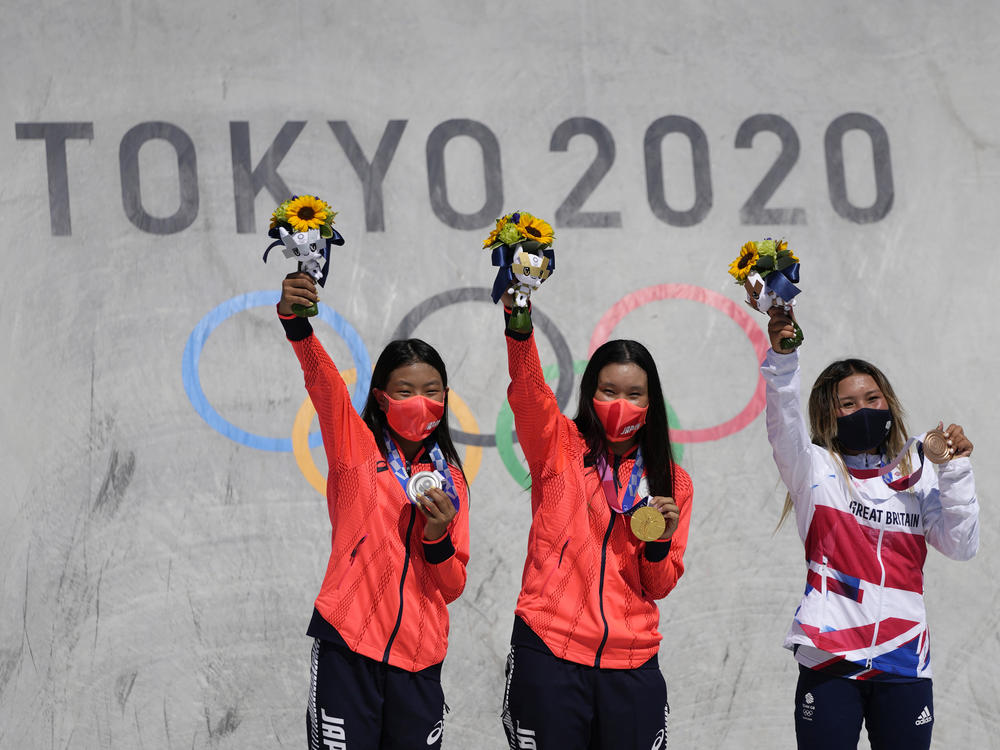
[[3, 1, 999, 748]]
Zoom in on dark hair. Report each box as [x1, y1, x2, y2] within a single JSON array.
[[360, 339, 465, 474], [573, 339, 675, 498]]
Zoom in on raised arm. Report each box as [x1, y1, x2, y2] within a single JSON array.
[[503, 305, 572, 476], [761, 310, 817, 499], [278, 273, 372, 469]]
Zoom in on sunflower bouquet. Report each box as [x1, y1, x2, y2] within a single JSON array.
[[483, 211, 556, 333], [728, 238, 803, 350], [263, 194, 345, 317]]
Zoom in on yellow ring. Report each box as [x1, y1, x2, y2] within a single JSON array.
[[292, 371, 482, 496], [446, 389, 482, 482]]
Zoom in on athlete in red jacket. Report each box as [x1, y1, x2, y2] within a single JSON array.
[[278, 274, 470, 750], [499, 301, 693, 750]]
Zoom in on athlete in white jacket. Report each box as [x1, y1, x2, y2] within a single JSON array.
[[762, 308, 978, 750]]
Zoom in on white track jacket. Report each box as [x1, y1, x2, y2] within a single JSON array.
[[763, 349, 979, 680]]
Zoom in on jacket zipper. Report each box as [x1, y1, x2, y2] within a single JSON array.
[[539, 538, 571, 596], [593, 453, 621, 667], [866, 516, 888, 668], [382, 458, 418, 663], [335, 535, 368, 590]]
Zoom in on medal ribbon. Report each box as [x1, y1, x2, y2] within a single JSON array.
[[845, 436, 926, 491], [596, 447, 646, 514], [426, 442, 461, 511], [382, 429, 461, 510]]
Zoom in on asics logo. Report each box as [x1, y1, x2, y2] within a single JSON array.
[[426, 719, 443, 744]]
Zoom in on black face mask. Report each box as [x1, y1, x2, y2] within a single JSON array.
[[836, 408, 893, 453]]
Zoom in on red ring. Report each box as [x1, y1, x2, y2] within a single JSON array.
[[589, 284, 769, 443]]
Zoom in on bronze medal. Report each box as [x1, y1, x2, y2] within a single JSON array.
[[630, 505, 666, 542], [922, 429, 953, 464]]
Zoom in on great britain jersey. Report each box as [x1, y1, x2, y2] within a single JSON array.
[[506, 330, 693, 669], [763, 349, 979, 680], [281, 312, 470, 672]]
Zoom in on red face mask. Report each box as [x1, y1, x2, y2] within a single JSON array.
[[592, 398, 648, 442], [376, 391, 445, 442]]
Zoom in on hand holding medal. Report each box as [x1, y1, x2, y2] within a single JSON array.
[[263, 194, 345, 317], [416, 490, 457, 541], [728, 238, 803, 350], [630, 496, 680, 542], [924, 422, 973, 463], [922, 428, 953, 464], [483, 211, 556, 332], [408, 473, 458, 542]]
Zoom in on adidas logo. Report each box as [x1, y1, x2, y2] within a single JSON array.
[[915, 706, 933, 726]]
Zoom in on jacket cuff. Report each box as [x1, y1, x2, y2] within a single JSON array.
[[763, 346, 798, 372], [643, 540, 672, 562], [423, 532, 456, 564], [503, 305, 533, 341], [938, 456, 974, 479], [278, 305, 314, 341]]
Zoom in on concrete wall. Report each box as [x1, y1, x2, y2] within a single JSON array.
[[3, 1, 999, 747]]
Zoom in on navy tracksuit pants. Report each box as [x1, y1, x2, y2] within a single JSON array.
[[307, 638, 446, 750], [794, 665, 934, 750], [501, 641, 669, 750]]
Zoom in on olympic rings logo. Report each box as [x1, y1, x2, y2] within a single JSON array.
[[182, 285, 769, 495]]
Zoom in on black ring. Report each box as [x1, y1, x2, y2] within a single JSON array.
[[390, 286, 574, 446]]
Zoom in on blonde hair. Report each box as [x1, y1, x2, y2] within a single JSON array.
[[777, 358, 910, 529]]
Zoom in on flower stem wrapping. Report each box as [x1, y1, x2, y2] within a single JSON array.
[[508, 305, 532, 333], [780, 320, 804, 350]]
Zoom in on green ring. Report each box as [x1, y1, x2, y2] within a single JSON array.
[[495, 360, 684, 488]]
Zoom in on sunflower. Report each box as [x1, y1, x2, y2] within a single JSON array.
[[728, 241, 759, 283], [517, 213, 555, 246], [483, 217, 505, 248], [284, 195, 331, 232], [483, 210, 556, 250]]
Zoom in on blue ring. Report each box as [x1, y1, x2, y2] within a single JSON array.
[[182, 291, 371, 451]]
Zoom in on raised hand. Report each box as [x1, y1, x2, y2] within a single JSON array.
[[279, 272, 319, 316]]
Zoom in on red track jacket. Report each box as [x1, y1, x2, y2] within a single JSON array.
[[283, 313, 470, 672], [507, 331, 692, 669]]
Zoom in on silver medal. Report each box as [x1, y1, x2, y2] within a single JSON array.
[[406, 470, 443, 502]]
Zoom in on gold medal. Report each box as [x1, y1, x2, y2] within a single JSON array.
[[922, 429, 953, 464], [630, 505, 666, 542]]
